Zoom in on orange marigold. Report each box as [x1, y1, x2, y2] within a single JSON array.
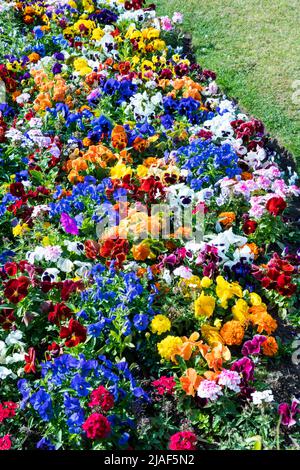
[[220, 320, 245, 346], [261, 336, 278, 357], [218, 211, 236, 226], [249, 306, 277, 335]]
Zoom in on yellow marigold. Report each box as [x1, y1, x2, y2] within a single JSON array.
[[157, 335, 182, 361], [261, 337, 278, 357], [232, 299, 249, 325], [194, 292, 215, 318], [151, 315, 171, 335], [201, 277, 213, 288], [220, 320, 245, 346]]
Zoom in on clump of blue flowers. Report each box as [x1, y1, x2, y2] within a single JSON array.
[[176, 139, 241, 189]]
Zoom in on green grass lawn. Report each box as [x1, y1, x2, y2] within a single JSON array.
[[158, 0, 300, 165]]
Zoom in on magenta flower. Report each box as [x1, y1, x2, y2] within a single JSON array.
[[241, 335, 267, 356], [278, 399, 300, 427], [231, 356, 255, 384], [60, 213, 79, 236]]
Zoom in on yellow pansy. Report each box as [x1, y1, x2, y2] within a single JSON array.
[[136, 165, 148, 178], [92, 28, 104, 41], [152, 39, 166, 51], [201, 324, 223, 346], [73, 19, 95, 35], [110, 162, 132, 179], [73, 58, 92, 76], [42, 236, 50, 246], [249, 292, 262, 306], [142, 28, 160, 40], [201, 277, 213, 288], [131, 56, 140, 66], [232, 299, 249, 325], [12, 223, 30, 237], [82, 0, 95, 13], [195, 292, 215, 318]]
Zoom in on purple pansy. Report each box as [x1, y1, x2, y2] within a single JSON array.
[[60, 213, 79, 235]]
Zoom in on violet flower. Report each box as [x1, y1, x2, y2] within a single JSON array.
[[60, 213, 79, 236]]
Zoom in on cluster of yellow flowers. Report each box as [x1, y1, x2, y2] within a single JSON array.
[[151, 315, 171, 335]]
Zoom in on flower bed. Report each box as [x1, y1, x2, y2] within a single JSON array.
[[0, 0, 299, 451]]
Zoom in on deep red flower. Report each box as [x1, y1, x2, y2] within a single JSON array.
[[100, 237, 129, 268], [4, 276, 30, 304], [60, 279, 84, 301], [9, 182, 26, 198], [88, 386, 114, 411], [0, 308, 15, 330], [202, 69, 217, 80], [24, 347, 36, 374], [276, 274, 297, 297], [4, 262, 18, 276], [82, 413, 111, 440], [46, 342, 63, 360], [48, 303, 73, 325], [0, 434, 12, 451], [197, 129, 213, 140], [242, 219, 258, 235], [266, 196, 287, 216], [59, 318, 87, 347], [139, 176, 165, 203], [169, 431, 197, 451]]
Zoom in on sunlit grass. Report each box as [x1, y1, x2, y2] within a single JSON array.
[[158, 0, 300, 164]]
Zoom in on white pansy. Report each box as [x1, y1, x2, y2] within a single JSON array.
[[41, 268, 60, 282], [173, 266, 193, 279], [0, 366, 13, 380], [74, 261, 92, 277], [56, 258, 74, 273], [64, 240, 84, 254], [6, 353, 25, 364], [162, 269, 172, 285], [16, 93, 31, 104], [5, 330, 24, 347]]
